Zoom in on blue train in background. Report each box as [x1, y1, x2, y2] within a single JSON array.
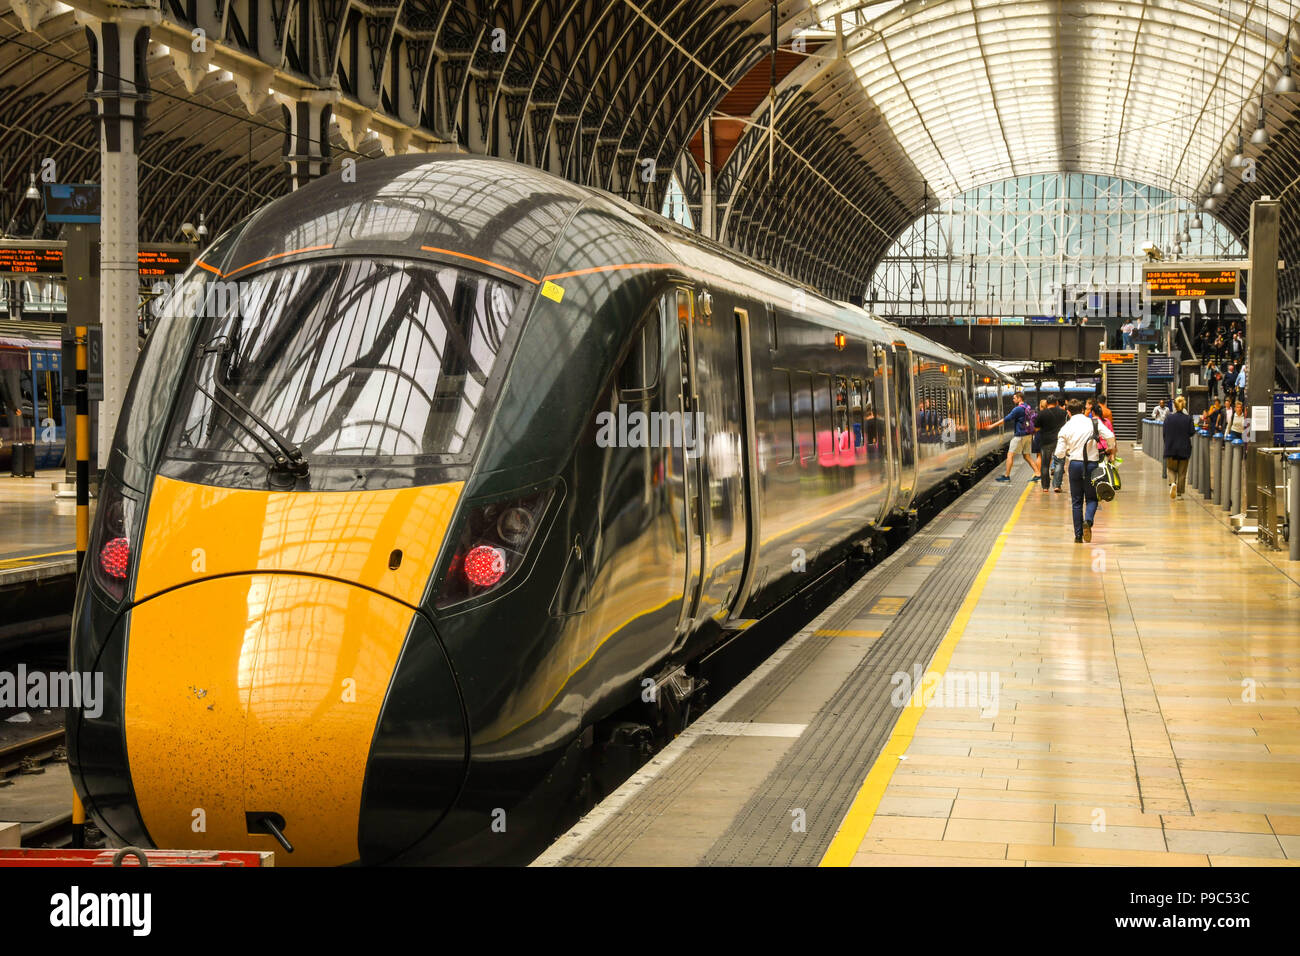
[[0, 321, 66, 471]]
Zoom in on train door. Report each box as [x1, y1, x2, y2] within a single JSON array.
[[671, 287, 705, 639], [891, 344, 918, 504], [725, 306, 761, 623], [673, 288, 751, 640], [872, 343, 896, 514]]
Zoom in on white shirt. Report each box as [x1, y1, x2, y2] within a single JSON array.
[[1152, 405, 1168, 421], [1054, 414, 1115, 463]]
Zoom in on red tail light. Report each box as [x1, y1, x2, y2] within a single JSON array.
[[437, 487, 553, 607], [463, 545, 506, 588], [89, 477, 138, 602], [99, 537, 131, 580]]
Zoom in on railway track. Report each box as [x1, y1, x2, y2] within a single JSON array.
[[0, 728, 65, 779], [0, 728, 104, 849]]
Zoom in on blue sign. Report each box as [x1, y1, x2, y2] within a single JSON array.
[[1275, 393, 1300, 447], [1028, 315, 1062, 324], [43, 183, 100, 223]]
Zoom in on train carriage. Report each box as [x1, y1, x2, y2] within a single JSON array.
[[69, 154, 1013, 865]]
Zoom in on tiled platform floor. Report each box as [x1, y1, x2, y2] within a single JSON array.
[[846, 444, 1300, 867], [0, 470, 76, 567]]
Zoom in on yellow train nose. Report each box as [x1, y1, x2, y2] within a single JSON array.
[[123, 573, 437, 865]]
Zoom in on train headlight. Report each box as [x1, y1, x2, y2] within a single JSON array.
[[436, 485, 555, 607], [496, 507, 534, 547]]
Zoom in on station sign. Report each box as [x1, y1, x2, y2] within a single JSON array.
[[976, 316, 999, 325], [1275, 393, 1300, 447], [1028, 315, 1064, 324], [1001, 316, 1025, 325], [60, 326, 103, 405], [1143, 265, 1241, 300], [1099, 351, 1136, 364], [0, 244, 64, 274]]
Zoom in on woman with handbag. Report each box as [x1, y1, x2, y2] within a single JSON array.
[[1055, 399, 1116, 543]]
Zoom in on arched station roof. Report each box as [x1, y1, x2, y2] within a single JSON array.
[[1, 1, 1298, 306]]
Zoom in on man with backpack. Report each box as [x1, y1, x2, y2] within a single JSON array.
[[1055, 399, 1116, 543], [996, 391, 1038, 482]]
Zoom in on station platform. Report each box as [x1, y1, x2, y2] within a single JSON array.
[[0, 472, 77, 639], [535, 447, 1300, 868], [0, 471, 76, 580]]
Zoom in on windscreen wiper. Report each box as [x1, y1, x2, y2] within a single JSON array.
[[192, 336, 309, 483]]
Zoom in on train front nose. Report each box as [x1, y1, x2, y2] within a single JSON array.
[[119, 573, 467, 866]]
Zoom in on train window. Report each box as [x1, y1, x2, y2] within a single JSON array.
[[768, 306, 779, 350], [617, 313, 660, 394], [771, 368, 794, 463], [849, 377, 866, 451], [833, 375, 850, 437], [814, 373, 833, 457], [796, 372, 815, 462], [166, 258, 521, 461]]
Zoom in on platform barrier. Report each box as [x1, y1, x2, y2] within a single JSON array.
[[1291, 453, 1300, 562]]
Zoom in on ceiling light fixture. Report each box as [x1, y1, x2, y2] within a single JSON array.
[[1278, 0, 1298, 92], [24, 172, 40, 202]]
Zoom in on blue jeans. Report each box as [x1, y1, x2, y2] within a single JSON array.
[[1068, 460, 1099, 537]]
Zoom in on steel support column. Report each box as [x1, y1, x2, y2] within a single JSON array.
[[1245, 199, 1280, 509], [81, 8, 157, 468], [280, 90, 339, 191]]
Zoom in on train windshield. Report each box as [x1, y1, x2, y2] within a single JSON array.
[[165, 257, 519, 463]]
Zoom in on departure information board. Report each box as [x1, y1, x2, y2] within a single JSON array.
[[0, 245, 64, 273], [0, 244, 192, 275], [1143, 266, 1240, 299], [137, 248, 191, 276]]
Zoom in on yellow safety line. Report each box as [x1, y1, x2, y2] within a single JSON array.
[[0, 548, 76, 568], [819, 480, 1033, 867], [814, 628, 883, 639]]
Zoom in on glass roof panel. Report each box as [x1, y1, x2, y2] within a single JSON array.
[[833, 0, 1295, 199]]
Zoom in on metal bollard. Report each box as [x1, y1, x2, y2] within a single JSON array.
[[1190, 431, 1200, 493], [1202, 432, 1214, 498], [1289, 453, 1300, 562], [1228, 438, 1243, 514], [1201, 431, 1211, 494], [1221, 433, 1235, 508], [1211, 433, 1225, 505]]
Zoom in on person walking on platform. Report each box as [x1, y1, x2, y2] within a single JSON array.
[[1034, 396, 1070, 494], [1229, 399, 1246, 441], [1205, 399, 1224, 435], [1056, 399, 1115, 543], [996, 391, 1037, 482], [1163, 396, 1195, 499]]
